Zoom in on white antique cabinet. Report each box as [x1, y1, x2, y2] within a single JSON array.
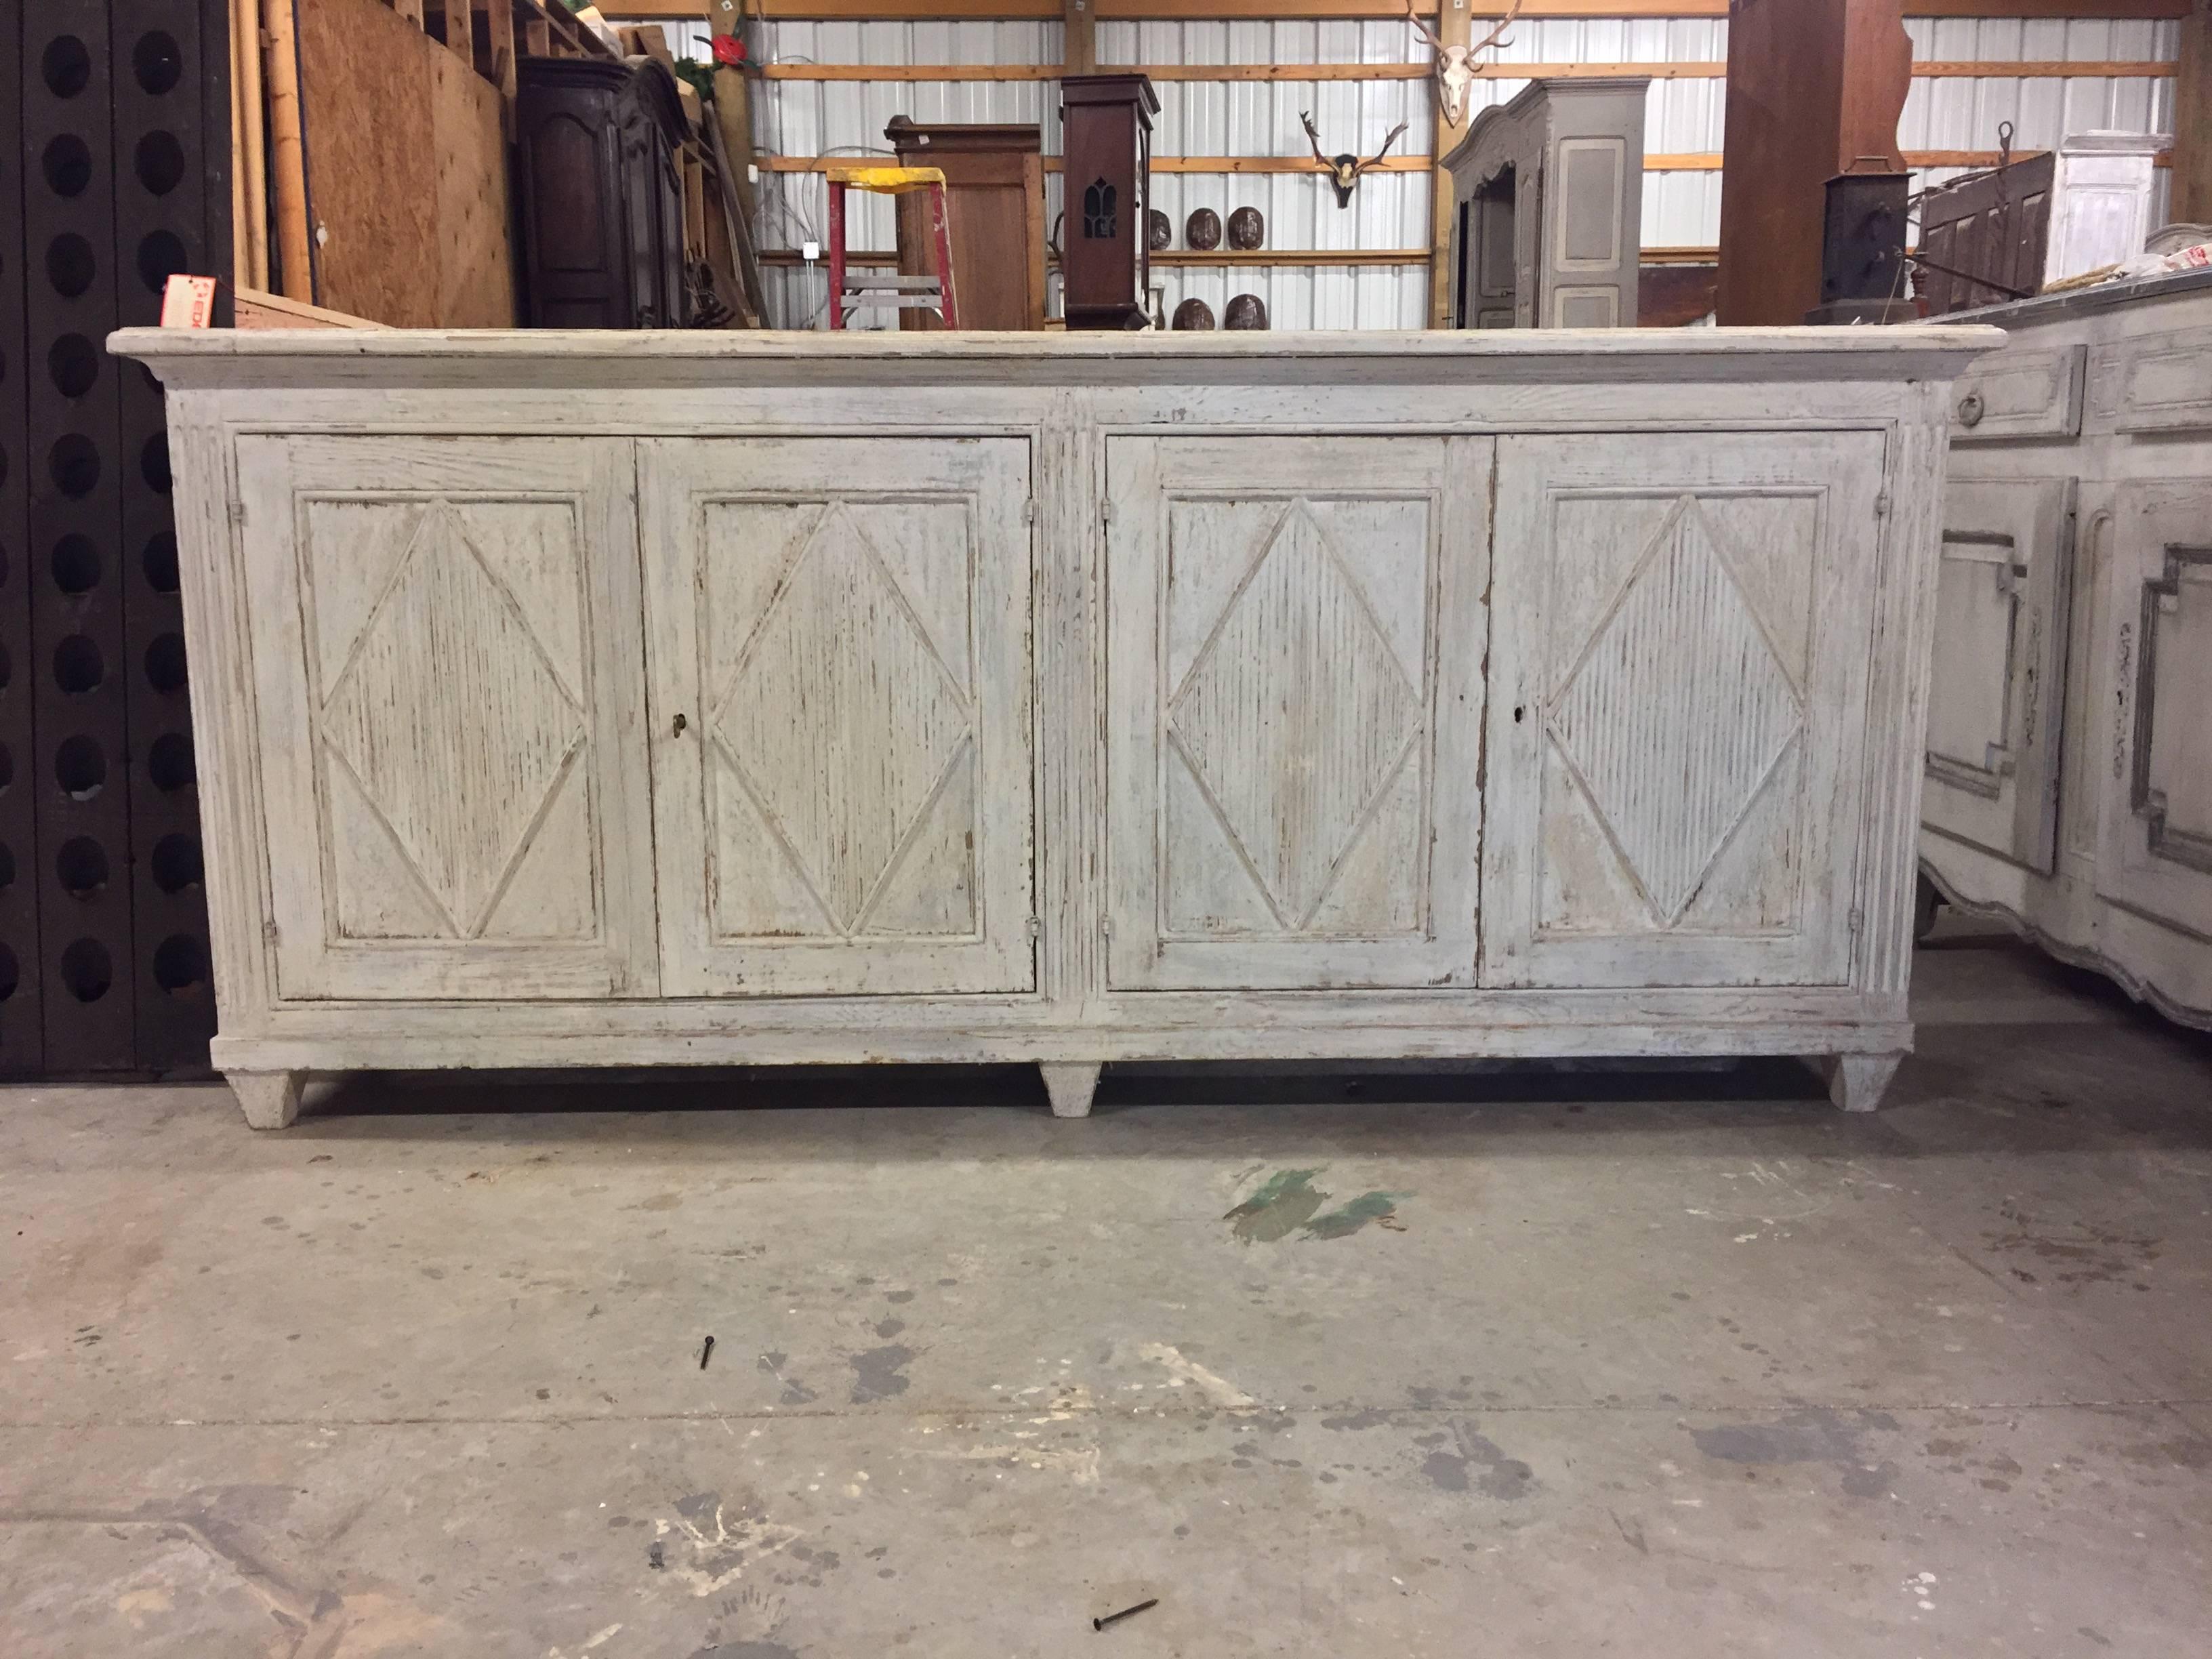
[[1921, 270, 2212, 1027], [112, 327, 1994, 1126]]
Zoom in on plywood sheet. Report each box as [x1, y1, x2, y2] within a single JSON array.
[[298, 0, 514, 327]]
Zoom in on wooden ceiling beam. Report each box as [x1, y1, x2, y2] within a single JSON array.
[[760, 152, 1437, 171], [602, 1, 2192, 20], [1065, 0, 1097, 75], [759, 149, 2167, 171], [753, 60, 2177, 82]]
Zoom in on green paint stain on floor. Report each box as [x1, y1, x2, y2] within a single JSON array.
[[1224, 1168, 1326, 1243], [1300, 1191, 1410, 1240], [1225, 1170, 1410, 1243]]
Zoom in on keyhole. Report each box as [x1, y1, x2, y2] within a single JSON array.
[[1513, 705, 1525, 724], [672, 712, 688, 737]]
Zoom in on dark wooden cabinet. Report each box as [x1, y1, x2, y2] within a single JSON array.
[[885, 119, 1046, 331], [1059, 75, 1157, 331], [1916, 155, 2055, 316], [514, 58, 689, 329]]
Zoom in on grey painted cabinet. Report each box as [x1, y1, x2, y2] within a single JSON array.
[[114, 325, 1994, 1126], [1442, 78, 1649, 330]]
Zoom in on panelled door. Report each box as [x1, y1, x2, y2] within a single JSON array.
[[1105, 435, 1490, 991], [639, 437, 1036, 996], [1482, 431, 1887, 988], [237, 435, 657, 1000], [1923, 476, 2074, 873], [2098, 479, 2212, 939]]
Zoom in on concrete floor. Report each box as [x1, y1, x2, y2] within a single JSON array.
[[4, 926, 2211, 1658]]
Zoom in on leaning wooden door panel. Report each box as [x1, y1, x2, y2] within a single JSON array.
[[1923, 476, 2073, 874], [236, 435, 656, 1000], [1105, 435, 1489, 991], [1483, 431, 1887, 987], [2097, 480, 2212, 939], [640, 437, 1035, 996]]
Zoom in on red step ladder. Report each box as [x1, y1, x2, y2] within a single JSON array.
[[825, 166, 960, 331]]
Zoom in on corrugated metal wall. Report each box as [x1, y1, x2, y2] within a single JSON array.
[[1482, 18, 1727, 253], [1099, 19, 1431, 328], [1904, 16, 2182, 226], [640, 12, 2184, 329]]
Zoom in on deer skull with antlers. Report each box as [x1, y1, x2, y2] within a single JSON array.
[[1300, 112, 1410, 209], [1406, 0, 1524, 129]]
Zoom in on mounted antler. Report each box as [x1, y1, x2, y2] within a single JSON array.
[[1407, 0, 1523, 128], [1300, 111, 1410, 209]]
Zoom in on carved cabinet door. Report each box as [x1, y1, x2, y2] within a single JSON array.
[[639, 437, 1036, 997], [2097, 480, 2212, 939], [1482, 431, 1887, 988], [1922, 476, 2074, 874], [236, 435, 657, 1000], [1104, 435, 1490, 991]]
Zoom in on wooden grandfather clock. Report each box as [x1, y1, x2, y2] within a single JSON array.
[[1059, 74, 1158, 330]]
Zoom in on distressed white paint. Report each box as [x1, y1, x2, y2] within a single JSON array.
[[1105, 434, 1486, 991], [638, 436, 1035, 997], [111, 324, 1996, 1124], [1923, 476, 2074, 875], [1484, 431, 1885, 990], [2045, 131, 2171, 284], [1921, 276, 2212, 1029], [235, 435, 658, 1002]]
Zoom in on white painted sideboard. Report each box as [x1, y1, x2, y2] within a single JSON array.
[[1921, 270, 2212, 1027], [111, 327, 1996, 1126]]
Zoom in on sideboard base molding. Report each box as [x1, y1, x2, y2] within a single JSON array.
[[206, 1007, 1915, 1073], [222, 1041, 1910, 1130], [213, 1006, 1917, 1126]]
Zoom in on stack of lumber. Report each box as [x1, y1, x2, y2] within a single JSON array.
[[234, 0, 758, 327], [236, 0, 521, 322]]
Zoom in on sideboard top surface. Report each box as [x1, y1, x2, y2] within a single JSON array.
[[1939, 264, 2212, 331], [112, 325, 2003, 393]]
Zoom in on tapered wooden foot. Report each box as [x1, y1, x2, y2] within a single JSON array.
[[230, 1071, 304, 1130], [1823, 1052, 1904, 1113], [1040, 1062, 1101, 1119]]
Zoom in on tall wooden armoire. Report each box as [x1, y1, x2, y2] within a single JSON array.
[[514, 58, 689, 329], [886, 119, 1046, 330], [1059, 74, 1157, 331]]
